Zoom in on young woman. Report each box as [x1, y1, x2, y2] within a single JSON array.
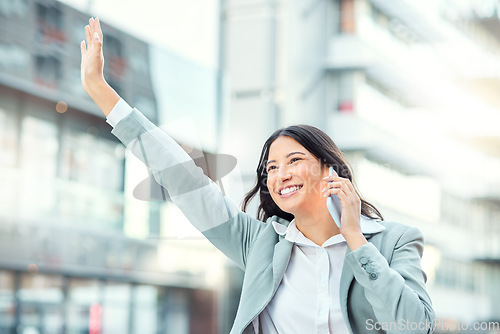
[[81, 18, 435, 334]]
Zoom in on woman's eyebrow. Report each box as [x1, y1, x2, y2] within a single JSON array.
[[266, 151, 306, 166]]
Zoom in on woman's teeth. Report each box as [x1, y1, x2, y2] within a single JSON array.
[[280, 185, 302, 195]]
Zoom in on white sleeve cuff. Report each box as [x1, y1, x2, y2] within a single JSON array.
[[106, 98, 132, 128]]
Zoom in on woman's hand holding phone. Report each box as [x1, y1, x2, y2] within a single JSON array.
[[326, 166, 342, 229], [323, 166, 368, 250]]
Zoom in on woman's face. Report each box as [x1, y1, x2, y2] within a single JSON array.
[[266, 136, 328, 216]]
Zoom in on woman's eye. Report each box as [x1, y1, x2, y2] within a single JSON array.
[[267, 158, 300, 172]]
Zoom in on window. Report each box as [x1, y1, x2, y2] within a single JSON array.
[[132, 285, 159, 334], [18, 274, 64, 334], [104, 35, 123, 59], [0, 43, 31, 75], [58, 121, 125, 230], [0, 107, 19, 215], [59, 127, 124, 191], [164, 289, 189, 334], [0, 0, 29, 17], [0, 271, 16, 333], [102, 282, 131, 334], [36, 3, 65, 44], [332, 72, 355, 113], [35, 55, 62, 87], [36, 3, 63, 29], [19, 115, 58, 219], [104, 34, 127, 83], [67, 278, 101, 334], [0, 107, 17, 168]]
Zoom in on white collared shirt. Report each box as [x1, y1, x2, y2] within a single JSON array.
[[257, 219, 350, 334]]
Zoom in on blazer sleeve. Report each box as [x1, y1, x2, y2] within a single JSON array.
[[110, 108, 266, 270], [345, 226, 435, 334]]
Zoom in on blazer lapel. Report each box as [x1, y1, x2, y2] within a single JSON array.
[[272, 235, 293, 288]]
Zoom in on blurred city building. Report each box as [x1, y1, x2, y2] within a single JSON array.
[[219, 0, 500, 331], [3, 0, 500, 333], [0, 0, 230, 333]]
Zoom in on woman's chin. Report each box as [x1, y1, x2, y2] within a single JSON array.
[[277, 203, 303, 217]]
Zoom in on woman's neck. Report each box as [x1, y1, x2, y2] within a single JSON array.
[[294, 206, 341, 246]]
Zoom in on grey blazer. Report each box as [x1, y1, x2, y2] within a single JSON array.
[[110, 108, 435, 334]]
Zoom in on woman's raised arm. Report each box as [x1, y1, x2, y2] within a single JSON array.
[[79, 18, 268, 270], [80, 17, 120, 116]]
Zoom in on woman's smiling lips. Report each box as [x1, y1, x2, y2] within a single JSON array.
[[278, 184, 303, 198]]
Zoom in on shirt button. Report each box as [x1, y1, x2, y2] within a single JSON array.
[[369, 273, 378, 280], [359, 257, 369, 265]]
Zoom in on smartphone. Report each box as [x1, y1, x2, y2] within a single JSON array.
[[326, 166, 342, 228]]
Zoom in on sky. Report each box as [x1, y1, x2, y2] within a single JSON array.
[[59, 0, 219, 68]]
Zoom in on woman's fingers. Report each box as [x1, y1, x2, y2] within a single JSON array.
[[93, 32, 102, 53], [85, 25, 91, 49], [322, 181, 347, 197], [80, 40, 86, 58], [322, 181, 341, 191], [87, 17, 103, 52], [345, 180, 355, 194], [89, 18, 95, 45], [95, 17, 103, 41], [84, 17, 103, 57], [323, 187, 345, 198], [81, 17, 106, 96], [323, 174, 356, 194]]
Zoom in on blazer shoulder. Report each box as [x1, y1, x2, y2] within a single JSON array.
[[377, 220, 422, 238], [370, 220, 424, 259]]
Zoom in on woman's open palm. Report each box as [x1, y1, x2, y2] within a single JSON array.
[[80, 17, 104, 95]]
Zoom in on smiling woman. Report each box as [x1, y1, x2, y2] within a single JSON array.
[[242, 125, 384, 226], [80, 17, 435, 334]]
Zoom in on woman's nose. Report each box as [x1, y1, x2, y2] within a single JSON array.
[[278, 166, 291, 180]]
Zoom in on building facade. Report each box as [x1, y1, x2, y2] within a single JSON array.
[[0, 0, 226, 333], [219, 0, 500, 331], [3, 0, 500, 333]]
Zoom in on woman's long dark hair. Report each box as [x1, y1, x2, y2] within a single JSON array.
[[241, 124, 384, 223]]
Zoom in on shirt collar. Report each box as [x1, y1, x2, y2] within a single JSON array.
[[271, 215, 386, 245]]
